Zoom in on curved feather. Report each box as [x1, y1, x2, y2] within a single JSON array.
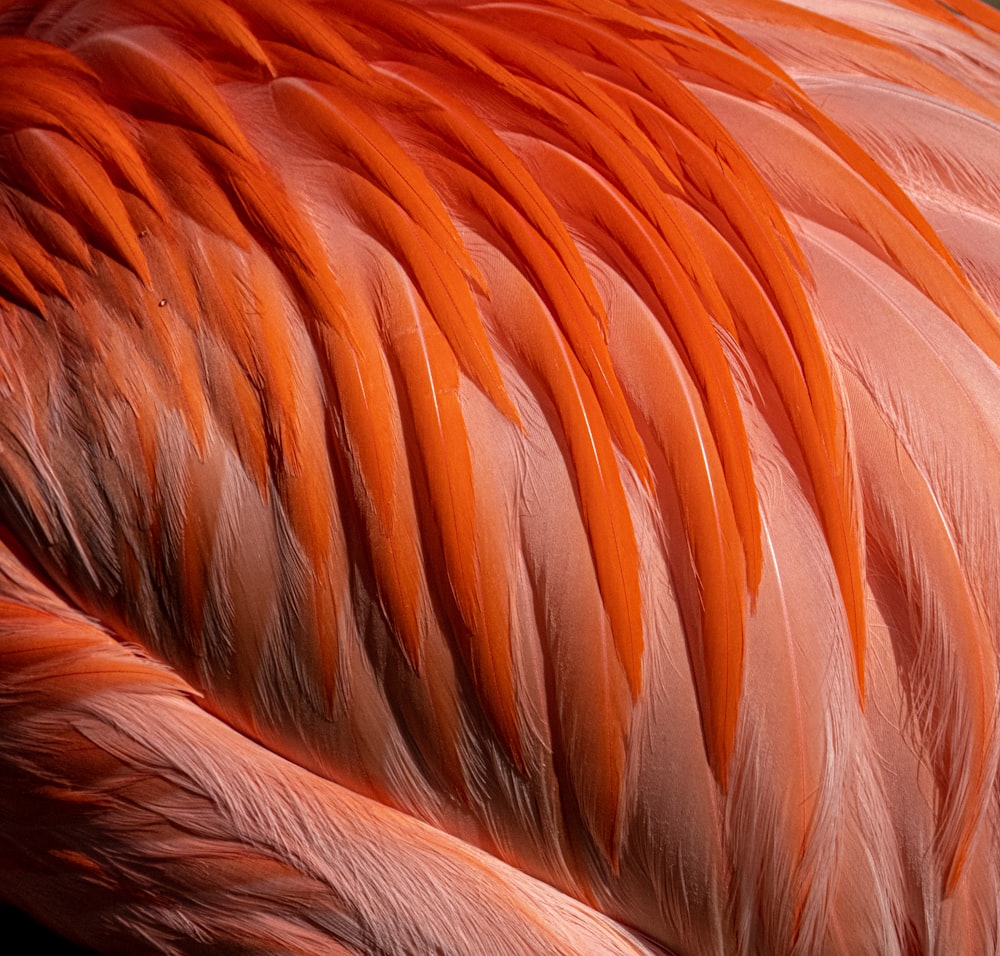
[[377, 63, 650, 480], [270, 76, 517, 421], [0, 583, 653, 956]]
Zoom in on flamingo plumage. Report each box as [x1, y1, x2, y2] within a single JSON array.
[[3, 0, 1000, 952]]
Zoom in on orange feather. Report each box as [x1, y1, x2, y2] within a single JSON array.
[[3, 1, 1000, 954]]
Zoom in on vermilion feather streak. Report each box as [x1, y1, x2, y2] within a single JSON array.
[[2, 0, 1000, 953]]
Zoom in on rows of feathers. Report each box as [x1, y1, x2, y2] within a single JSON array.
[[3, 0, 1000, 952]]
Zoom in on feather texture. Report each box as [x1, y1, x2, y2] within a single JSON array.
[[2, 1, 1000, 953]]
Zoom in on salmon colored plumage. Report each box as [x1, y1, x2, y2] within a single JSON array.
[[3, 0, 1000, 952]]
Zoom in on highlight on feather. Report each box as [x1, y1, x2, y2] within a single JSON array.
[[2, 0, 1000, 953]]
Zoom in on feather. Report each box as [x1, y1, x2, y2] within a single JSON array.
[[803, 214, 1000, 897], [1, 129, 149, 283], [508, 137, 748, 780], [74, 25, 256, 161], [270, 76, 517, 421], [0, 585, 654, 956], [4, 1, 1000, 953], [375, 253, 526, 767], [379, 63, 650, 480]]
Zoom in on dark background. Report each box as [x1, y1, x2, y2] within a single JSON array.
[[0, 904, 100, 955]]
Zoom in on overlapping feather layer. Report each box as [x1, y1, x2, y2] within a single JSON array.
[[2, 1, 1000, 952]]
